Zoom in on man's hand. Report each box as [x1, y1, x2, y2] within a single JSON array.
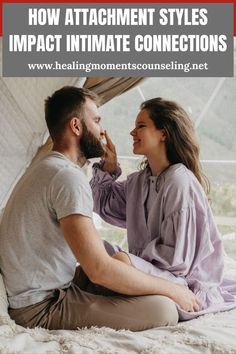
[[112, 252, 200, 312], [102, 131, 118, 175], [60, 214, 202, 305], [171, 284, 201, 312]]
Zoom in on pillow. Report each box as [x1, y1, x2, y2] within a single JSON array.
[[0, 273, 9, 315]]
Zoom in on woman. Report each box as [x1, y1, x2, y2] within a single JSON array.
[[90, 97, 236, 320]]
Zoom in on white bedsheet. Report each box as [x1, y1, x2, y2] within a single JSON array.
[[1, 257, 236, 354], [1, 307, 236, 354]]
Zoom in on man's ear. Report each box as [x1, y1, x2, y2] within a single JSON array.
[[70, 117, 82, 136]]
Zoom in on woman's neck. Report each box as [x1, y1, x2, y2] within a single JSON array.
[[147, 155, 170, 176]]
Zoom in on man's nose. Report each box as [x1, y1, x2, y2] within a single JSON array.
[[100, 125, 105, 136]]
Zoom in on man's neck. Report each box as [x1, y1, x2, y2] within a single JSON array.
[[52, 144, 87, 167]]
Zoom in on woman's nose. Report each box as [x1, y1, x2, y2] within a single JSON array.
[[130, 128, 136, 136]]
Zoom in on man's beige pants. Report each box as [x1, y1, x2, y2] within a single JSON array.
[[9, 267, 178, 331]]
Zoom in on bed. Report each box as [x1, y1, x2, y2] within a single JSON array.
[[1, 255, 236, 354]]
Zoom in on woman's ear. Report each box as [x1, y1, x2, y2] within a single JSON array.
[[70, 117, 82, 136], [160, 129, 167, 142]]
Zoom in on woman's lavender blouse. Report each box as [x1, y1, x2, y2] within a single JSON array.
[[90, 163, 236, 320]]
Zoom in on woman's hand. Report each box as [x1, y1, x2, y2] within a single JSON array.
[[171, 284, 201, 312], [102, 131, 118, 175]]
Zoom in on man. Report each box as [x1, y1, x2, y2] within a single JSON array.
[[0, 86, 199, 331]]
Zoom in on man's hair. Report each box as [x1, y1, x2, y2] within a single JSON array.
[[45, 86, 98, 141]]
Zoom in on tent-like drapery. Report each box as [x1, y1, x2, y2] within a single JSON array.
[[84, 77, 144, 105], [0, 70, 143, 209]]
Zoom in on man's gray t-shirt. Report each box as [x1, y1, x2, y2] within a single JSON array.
[[0, 152, 93, 308]]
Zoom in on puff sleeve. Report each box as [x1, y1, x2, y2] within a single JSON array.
[[90, 163, 127, 228]]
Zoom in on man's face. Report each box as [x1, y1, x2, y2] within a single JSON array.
[[79, 98, 104, 159]]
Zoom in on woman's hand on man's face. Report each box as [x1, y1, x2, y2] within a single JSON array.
[[101, 131, 119, 175]]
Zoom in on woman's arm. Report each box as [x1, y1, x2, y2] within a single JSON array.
[[90, 131, 127, 228]]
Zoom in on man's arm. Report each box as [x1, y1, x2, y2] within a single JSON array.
[[60, 214, 200, 312]]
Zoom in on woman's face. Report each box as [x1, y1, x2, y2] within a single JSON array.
[[130, 109, 166, 157]]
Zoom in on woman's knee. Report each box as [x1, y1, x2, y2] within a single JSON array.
[[112, 251, 131, 265]]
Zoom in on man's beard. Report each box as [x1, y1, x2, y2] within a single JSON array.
[[79, 121, 104, 159]]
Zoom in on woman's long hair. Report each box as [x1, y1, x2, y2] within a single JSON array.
[[140, 98, 210, 195]]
